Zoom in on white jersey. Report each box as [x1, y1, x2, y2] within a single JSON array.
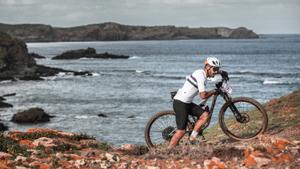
[[174, 69, 207, 103]]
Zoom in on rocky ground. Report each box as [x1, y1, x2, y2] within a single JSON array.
[[0, 89, 299, 168]]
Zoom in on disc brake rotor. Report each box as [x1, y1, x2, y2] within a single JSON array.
[[240, 113, 250, 123]]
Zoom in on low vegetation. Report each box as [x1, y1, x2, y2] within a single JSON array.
[[0, 89, 298, 168]]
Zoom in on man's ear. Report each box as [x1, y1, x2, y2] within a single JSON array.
[[204, 64, 208, 70]]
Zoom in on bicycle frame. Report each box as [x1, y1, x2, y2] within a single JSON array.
[[189, 86, 245, 135], [189, 88, 237, 133], [189, 92, 219, 131]]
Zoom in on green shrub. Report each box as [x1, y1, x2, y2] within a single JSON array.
[[0, 134, 31, 157], [98, 142, 111, 151], [16, 131, 96, 141], [69, 133, 96, 141]]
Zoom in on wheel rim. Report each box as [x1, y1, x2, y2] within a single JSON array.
[[221, 100, 265, 140], [148, 113, 177, 147]]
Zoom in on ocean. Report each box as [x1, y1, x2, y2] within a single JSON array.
[[0, 34, 299, 146]]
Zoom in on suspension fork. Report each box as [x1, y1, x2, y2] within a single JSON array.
[[222, 93, 245, 122]]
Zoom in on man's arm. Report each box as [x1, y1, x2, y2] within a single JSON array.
[[199, 90, 216, 100]]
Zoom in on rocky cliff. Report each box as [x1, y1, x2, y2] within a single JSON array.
[[0, 22, 259, 42], [0, 31, 36, 80], [0, 31, 91, 81]]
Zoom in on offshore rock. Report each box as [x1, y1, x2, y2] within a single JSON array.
[[0, 93, 15, 109], [11, 107, 54, 124], [0, 123, 8, 131], [52, 47, 129, 60], [0, 101, 13, 108]]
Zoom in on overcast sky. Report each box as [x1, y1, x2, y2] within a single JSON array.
[[0, 0, 299, 34]]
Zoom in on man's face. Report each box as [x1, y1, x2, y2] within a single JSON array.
[[207, 66, 219, 77]]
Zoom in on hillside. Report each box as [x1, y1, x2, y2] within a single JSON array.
[[0, 22, 259, 42], [0, 89, 299, 168]]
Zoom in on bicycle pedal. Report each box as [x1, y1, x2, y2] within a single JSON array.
[[189, 139, 199, 145], [198, 134, 206, 141]]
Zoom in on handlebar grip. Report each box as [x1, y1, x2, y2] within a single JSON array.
[[216, 82, 222, 89]]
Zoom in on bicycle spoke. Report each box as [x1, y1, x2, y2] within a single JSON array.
[[222, 100, 265, 139], [149, 113, 176, 145]]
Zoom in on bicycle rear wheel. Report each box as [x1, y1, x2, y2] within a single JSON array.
[[144, 111, 177, 148], [219, 97, 268, 141]]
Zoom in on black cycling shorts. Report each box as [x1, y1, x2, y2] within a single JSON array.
[[173, 99, 205, 130]]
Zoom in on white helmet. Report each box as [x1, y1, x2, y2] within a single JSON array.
[[205, 57, 221, 67]]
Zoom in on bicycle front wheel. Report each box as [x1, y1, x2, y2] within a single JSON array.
[[219, 97, 268, 141], [144, 111, 176, 148]]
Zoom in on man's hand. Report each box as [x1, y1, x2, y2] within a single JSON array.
[[219, 70, 229, 81]]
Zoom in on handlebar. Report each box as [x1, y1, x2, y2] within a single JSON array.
[[215, 76, 230, 95]]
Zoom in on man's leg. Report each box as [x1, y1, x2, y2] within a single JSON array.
[[170, 100, 189, 148], [168, 129, 185, 149], [190, 111, 209, 140]]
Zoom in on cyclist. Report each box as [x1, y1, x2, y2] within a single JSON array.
[[168, 57, 229, 148]]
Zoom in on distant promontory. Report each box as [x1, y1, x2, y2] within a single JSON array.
[[0, 22, 258, 42]]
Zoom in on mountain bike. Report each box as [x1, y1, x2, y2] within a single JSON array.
[[144, 78, 268, 148]]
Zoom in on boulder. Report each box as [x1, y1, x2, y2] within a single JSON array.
[[73, 71, 93, 76], [19, 76, 43, 81], [32, 137, 56, 148], [98, 113, 107, 118], [0, 101, 13, 108], [2, 93, 16, 97], [11, 107, 54, 123], [52, 47, 129, 60], [28, 52, 46, 59], [35, 65, 92, 77], [0, 123, 8, 131], [35, 65, 71, 77], [120, 144, 149, 155], [0, 152, 12, 159]]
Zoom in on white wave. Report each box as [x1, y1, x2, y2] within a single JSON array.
[[79, 57, 89, 60], [92, 72, 100, 76], [41, 76, 57, 81], [263, 79, 282, 84], [57, 72, 74, 78], [0, 80, 13, 84], [42, 72, 74, 80], [75, 115, 95, 119], [57, 72, 67, 76], [135, 70, 144, 73], [129, 56, 141, 59]]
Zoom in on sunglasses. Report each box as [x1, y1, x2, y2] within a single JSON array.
[[209, 66, 219, 72]]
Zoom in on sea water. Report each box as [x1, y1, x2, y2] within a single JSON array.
[[0, 34, 299, 145]]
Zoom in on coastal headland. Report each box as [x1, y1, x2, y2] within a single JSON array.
[[0, 22, 259, 42]]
